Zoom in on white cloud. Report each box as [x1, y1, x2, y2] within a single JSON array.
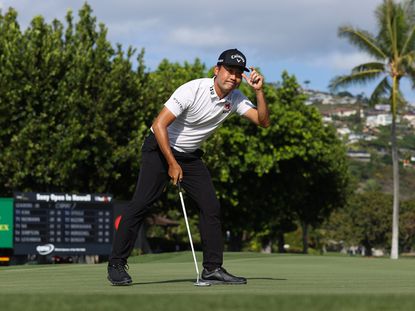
[[1, 0, 380, 58], [309, 51, 376, 71], [168, 27, 233, 47], [107, 18, 160, 38]]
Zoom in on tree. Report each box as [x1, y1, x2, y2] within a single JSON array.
[[0, 4, 148, 197], [274, 73, 350, 253], [400, 199, 415, 252], [325, 192, 393, 256], [329, 0, 415, 259], [325, 193, 415, 255]]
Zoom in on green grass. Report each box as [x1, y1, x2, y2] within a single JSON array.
[[1, 252, 415, 310]]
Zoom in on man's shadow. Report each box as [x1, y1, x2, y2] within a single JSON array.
[[131, 277, 286, 286]]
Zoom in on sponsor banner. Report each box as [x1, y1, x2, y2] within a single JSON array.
[[0, 198, 13, 248], [36, 244, 55, 255], [36, 244, 88, 255], [15, 243, 110, 255]]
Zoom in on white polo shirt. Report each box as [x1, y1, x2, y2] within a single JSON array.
[[160, 77, 255, 153]]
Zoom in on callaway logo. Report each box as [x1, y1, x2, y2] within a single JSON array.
[[36, 244, 55, 255], [231, 54, 245, 63]]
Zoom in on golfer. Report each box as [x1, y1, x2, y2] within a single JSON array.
[[108, 48, 270, 285]]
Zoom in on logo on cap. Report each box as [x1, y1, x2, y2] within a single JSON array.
[[231, 54, 245, 63]]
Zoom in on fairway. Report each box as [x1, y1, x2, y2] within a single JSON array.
[[1, 252, 415, 311]]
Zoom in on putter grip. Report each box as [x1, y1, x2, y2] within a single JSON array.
[[177, 181, 182, 192]]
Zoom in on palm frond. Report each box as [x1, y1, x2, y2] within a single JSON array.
[[402, 0, 415, 25], [351, 62, 385, 74], [329, 69, 384, 92], [375, 0, 389, 29], [376, 1, 395, 49], [376, 0, 406, 56], [400, 0, 415, 54], [389, 0, 399, 57], [379, 83, 407, 113], [401, 52, 415, 68], [369, 77, 391, 104], [393, 3, 415, 58], [376, 0, 415, 57], [401, 25, 415, 54], [338, 26, 387, 60], [403, 64, 415, 87]]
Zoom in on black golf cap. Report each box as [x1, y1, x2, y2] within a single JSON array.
[[217, 48, 249, 72]]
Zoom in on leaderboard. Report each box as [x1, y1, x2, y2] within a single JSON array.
[[13, 192, 113, 256]]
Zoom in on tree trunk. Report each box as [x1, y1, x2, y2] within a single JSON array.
[[390, 114, 400, 259], [261, 238, 272, 253], [362, 240, 372, 257], [302, 222, 309, 254], [390, 76, 400, 260], [277, 231, 286, 253]]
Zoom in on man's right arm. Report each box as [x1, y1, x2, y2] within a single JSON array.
[[151, 107, 183, 185]]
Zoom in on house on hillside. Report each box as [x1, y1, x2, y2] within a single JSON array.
[[304, 91, 336, 105], [374, 104, 390, 112], [347, 150, 371, 162], [322, 115, 333, 123], [403, 113, 415, 128], [366, 113, 393, 128], [337, 96, 358, 105], [337, 127, 351, 137], [323, 107, 359, 118]]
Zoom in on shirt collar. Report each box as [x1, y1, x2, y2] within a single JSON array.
[[209, 78, 217, 99], [210, 77, 232, 104]]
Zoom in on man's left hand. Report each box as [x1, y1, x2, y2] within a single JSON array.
[[242, 66, 264, 91]]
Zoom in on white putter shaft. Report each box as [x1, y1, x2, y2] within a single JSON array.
[[178, 183, 210, 287]]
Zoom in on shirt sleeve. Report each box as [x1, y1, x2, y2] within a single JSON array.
[[164, 82, 194, 117], [234, 91, 256, 116]]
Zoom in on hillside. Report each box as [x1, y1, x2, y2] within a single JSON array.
[[305, 89, 415, 199]]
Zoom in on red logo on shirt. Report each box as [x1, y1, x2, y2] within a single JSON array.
[[223, 102, 232, 113]]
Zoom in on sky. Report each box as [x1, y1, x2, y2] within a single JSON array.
[[1, 0, 414, 102]]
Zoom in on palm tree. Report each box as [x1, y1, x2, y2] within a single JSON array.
[[329, 0, 415, 259]]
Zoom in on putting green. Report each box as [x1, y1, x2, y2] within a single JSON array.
[[1, 252, 415, 310]]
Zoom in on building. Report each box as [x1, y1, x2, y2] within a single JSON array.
[[403, 113, 415, 128], [347, 150, 371, 162], [366, 113, 393, 128], [323, 107, 358, 118]]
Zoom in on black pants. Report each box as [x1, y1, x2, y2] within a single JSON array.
[[109, 132, 223, 270]]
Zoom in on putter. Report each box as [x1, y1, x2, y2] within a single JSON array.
[[177, 181, 211, 287]]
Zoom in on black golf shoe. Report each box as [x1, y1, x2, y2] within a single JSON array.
[[107, 263, 132, 286], [201, 267, 247, 285]]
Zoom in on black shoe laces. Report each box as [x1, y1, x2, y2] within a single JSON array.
[[115, 263, 129, 273]]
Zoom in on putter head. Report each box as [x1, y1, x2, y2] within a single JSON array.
[[194, 280, 211, 287], [194, 275, 210, 287]]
